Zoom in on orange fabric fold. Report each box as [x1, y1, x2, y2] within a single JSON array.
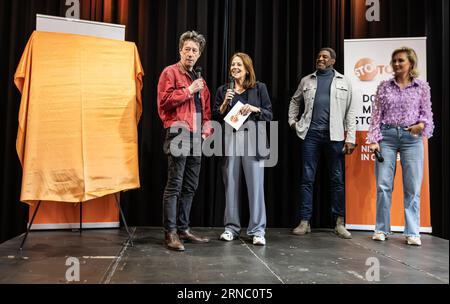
[[14, 31, 144, 204]]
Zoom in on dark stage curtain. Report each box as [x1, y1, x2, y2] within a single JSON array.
[[1, 0, 448, 244]]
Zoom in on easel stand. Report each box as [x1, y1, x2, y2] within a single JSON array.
[[18, 194, 133, 251]]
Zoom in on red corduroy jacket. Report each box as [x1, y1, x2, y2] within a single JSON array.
[[157, 63, 212, 137]]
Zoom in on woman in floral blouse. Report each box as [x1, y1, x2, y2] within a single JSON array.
[[367, 47, 434, 246]]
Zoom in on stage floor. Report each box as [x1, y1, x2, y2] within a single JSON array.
[[0, 227, 448, 284]]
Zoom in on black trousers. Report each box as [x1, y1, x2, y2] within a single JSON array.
[[162, 129, 201, 232]]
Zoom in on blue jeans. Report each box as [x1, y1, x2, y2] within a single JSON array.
[[299, 129, 345, 221], [375, 125, 424, 237]]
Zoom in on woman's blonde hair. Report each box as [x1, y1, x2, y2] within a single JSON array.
[[391, 47, 419, 78], [230, 52, 256, 89]]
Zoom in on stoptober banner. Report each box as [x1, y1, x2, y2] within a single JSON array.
[[344, 37, 431, 233]]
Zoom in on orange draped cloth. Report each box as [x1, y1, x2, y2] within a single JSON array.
[[14, 31, 144, 204]]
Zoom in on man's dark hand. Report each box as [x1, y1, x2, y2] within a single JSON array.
[[343, 142, 356, 155]]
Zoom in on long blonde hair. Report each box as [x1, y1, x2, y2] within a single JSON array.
[[391, 47, 419, 78]]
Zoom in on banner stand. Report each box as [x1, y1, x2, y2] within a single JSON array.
[[344, 37, 431, 233], [23, 14, 128, 230], [18, 194, 134, 251]]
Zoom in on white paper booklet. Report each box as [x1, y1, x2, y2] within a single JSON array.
[[224, 101, 251, 131]]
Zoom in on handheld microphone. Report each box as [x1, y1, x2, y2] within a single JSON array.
[[195, 66, 202, 79], [229, 76, 235, 90], [195, 66, 202, 100], [374, 150, 384, 162], [342, 143, 358, 154]]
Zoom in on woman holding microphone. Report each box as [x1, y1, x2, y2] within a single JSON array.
[[213, 52, 272, 246], [368, 47, 434, 246]]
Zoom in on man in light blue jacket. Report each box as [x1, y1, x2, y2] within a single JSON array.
[[288, 47, 356, 239]]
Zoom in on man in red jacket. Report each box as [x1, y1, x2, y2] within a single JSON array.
[[157, 30, 212, 251]]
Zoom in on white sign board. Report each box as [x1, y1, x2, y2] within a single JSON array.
[[344, 37, 427, 131], [36, 14, 125, 41], [343, 37, 431, 233]]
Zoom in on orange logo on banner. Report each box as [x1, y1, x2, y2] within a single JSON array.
[[354, 58, 378, 81], [354, 58, 394, 81]]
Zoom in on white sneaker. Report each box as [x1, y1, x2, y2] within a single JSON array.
[[406, 236, 422, 246], [253, 236, 266, 246], [220, 231, 235, 241], [372, 232, 386, 241]]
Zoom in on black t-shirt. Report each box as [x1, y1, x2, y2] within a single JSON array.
[[188, 71, 202, 116], [230, 90, 249, 107]]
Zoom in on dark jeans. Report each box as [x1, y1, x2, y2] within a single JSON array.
[[300, 128, 345, 221], [162, 130, 201, 233]]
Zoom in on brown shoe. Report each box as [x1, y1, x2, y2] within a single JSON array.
[[178, 230, 210, 243], [165, 232, 185, 251]]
